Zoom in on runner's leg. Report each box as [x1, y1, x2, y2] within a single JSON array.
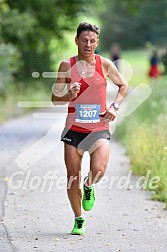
[[64, 143, 83, 217], [88, 139, 110, 185]]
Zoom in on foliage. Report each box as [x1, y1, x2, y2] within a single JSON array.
[[100, 0, 167, 51], [117, 76, 167, 207], [0, 79, 51, 122], [0, 43, 21, 93], [0, 0, 98, 81]]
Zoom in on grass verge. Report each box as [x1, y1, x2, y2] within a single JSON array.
[[0, 80, 52, 124], [116, 76, 167, 208]]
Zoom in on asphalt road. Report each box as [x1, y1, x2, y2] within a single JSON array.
[[0, 108, 167, 252]]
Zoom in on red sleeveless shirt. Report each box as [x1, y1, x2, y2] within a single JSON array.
[[65, 54, 109, 133]]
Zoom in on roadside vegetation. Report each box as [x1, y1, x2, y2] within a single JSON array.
[[116, 50, 167, 208], [0, 80, 51, 122]]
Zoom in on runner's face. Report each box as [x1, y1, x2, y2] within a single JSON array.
[[75, 31, 99, 57]]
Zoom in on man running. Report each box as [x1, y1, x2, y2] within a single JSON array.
[[52, 22, 128, 235]]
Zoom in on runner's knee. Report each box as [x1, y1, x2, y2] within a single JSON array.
[[90, 166, 106, 183], [67, 173, 81, 189]]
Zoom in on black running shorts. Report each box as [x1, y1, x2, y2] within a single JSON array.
[[61, 129, 111, 151]]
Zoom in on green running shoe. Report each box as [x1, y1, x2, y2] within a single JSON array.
[[71, 217, 85, 235], [82, 177, 95, 211]]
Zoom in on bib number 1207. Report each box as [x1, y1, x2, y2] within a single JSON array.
[[79, 109, 97, 118], [75, 104, 100, 123]]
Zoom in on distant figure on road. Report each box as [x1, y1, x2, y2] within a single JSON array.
[[52, 22, 128, 236], [110, 43, 121, 70], [148, 50, 161, 78], [161, 48, 167, 75]]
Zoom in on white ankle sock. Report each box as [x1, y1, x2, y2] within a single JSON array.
[[84, 177, 92, 188], [75, 215, 84, 219]]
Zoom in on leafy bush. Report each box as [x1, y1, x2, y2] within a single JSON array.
[[0, 43, 21, 93]]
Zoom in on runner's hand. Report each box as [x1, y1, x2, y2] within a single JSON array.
[[69, 82, 81, 100], [99, 106, 117, 122]]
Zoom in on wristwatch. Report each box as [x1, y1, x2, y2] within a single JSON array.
[[110, 102, 119, 111]]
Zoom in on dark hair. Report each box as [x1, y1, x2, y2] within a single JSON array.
[[76, 22, 100, 38]]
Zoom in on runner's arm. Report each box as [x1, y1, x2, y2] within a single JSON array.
[[107, 59, 129, 107], [100, 58, 129, 121], [51, 60, 81, 105], [51, 61, 70, 105]]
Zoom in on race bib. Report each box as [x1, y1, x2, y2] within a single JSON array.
[[75, 104, 100, 123]]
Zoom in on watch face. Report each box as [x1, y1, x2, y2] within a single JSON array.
[[113, 103, 119, 109]]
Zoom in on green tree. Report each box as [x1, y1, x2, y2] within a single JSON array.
[[100, 0, 167, 50], [1, 0, 97, 80], [0, 0, 22, 89]]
